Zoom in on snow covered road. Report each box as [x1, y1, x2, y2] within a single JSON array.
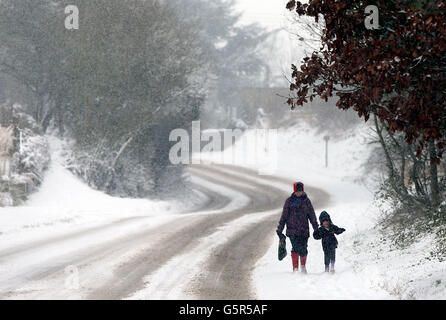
[[0, 159, 324, 299], [0, 126, 395, 300], [0, 162, 392, 300]]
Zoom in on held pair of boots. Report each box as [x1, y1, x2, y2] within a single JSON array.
[[291, 252, 307, 274]]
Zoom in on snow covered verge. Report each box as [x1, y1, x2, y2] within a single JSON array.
[[347, 222, 446, 299], [0, 136, 190, 251], [200, 121, 445, 299]]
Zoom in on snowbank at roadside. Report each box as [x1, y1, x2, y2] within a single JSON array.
[[347, 225, 446, 299]]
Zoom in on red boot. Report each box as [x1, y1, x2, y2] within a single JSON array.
[[291, 252, 299, 272], [300, 256, 308, 274]]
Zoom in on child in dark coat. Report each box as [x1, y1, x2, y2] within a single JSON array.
[[313, 211, 345, 273]]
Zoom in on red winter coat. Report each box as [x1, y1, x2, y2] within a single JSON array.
[[276, 193, 318, 238]]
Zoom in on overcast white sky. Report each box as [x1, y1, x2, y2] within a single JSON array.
[[234, 0, 290, 30]]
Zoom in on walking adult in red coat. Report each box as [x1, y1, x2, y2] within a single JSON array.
[[276, 182, 319, 273]]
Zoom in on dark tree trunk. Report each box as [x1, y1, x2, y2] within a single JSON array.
[[429, 141, 441, 208]]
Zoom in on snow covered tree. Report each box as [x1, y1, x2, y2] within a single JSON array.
[[0, 0, 206, 197], [58, 0, 206, 196], [172, 0, 270, 128], [0, 0, 69, 130], [0, 0, 269, 197]]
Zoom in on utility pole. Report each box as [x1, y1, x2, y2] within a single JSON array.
[[324, 135, 330, 168]]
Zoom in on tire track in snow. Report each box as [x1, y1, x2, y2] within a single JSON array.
[[186, 164, 330, 299], [88, 165, 286, 299], [123, 164, 329, 299], [0, 164, 329, 300], [0, 178, 231, 298]]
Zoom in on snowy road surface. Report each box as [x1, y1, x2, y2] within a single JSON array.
[[0, 161, 327, 299], [0, 139, 391, 299]]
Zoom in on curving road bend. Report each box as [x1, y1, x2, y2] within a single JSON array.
[[0, 164, 330, 300]]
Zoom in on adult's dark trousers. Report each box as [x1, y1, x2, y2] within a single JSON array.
[[289, 235, 309, 257]]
